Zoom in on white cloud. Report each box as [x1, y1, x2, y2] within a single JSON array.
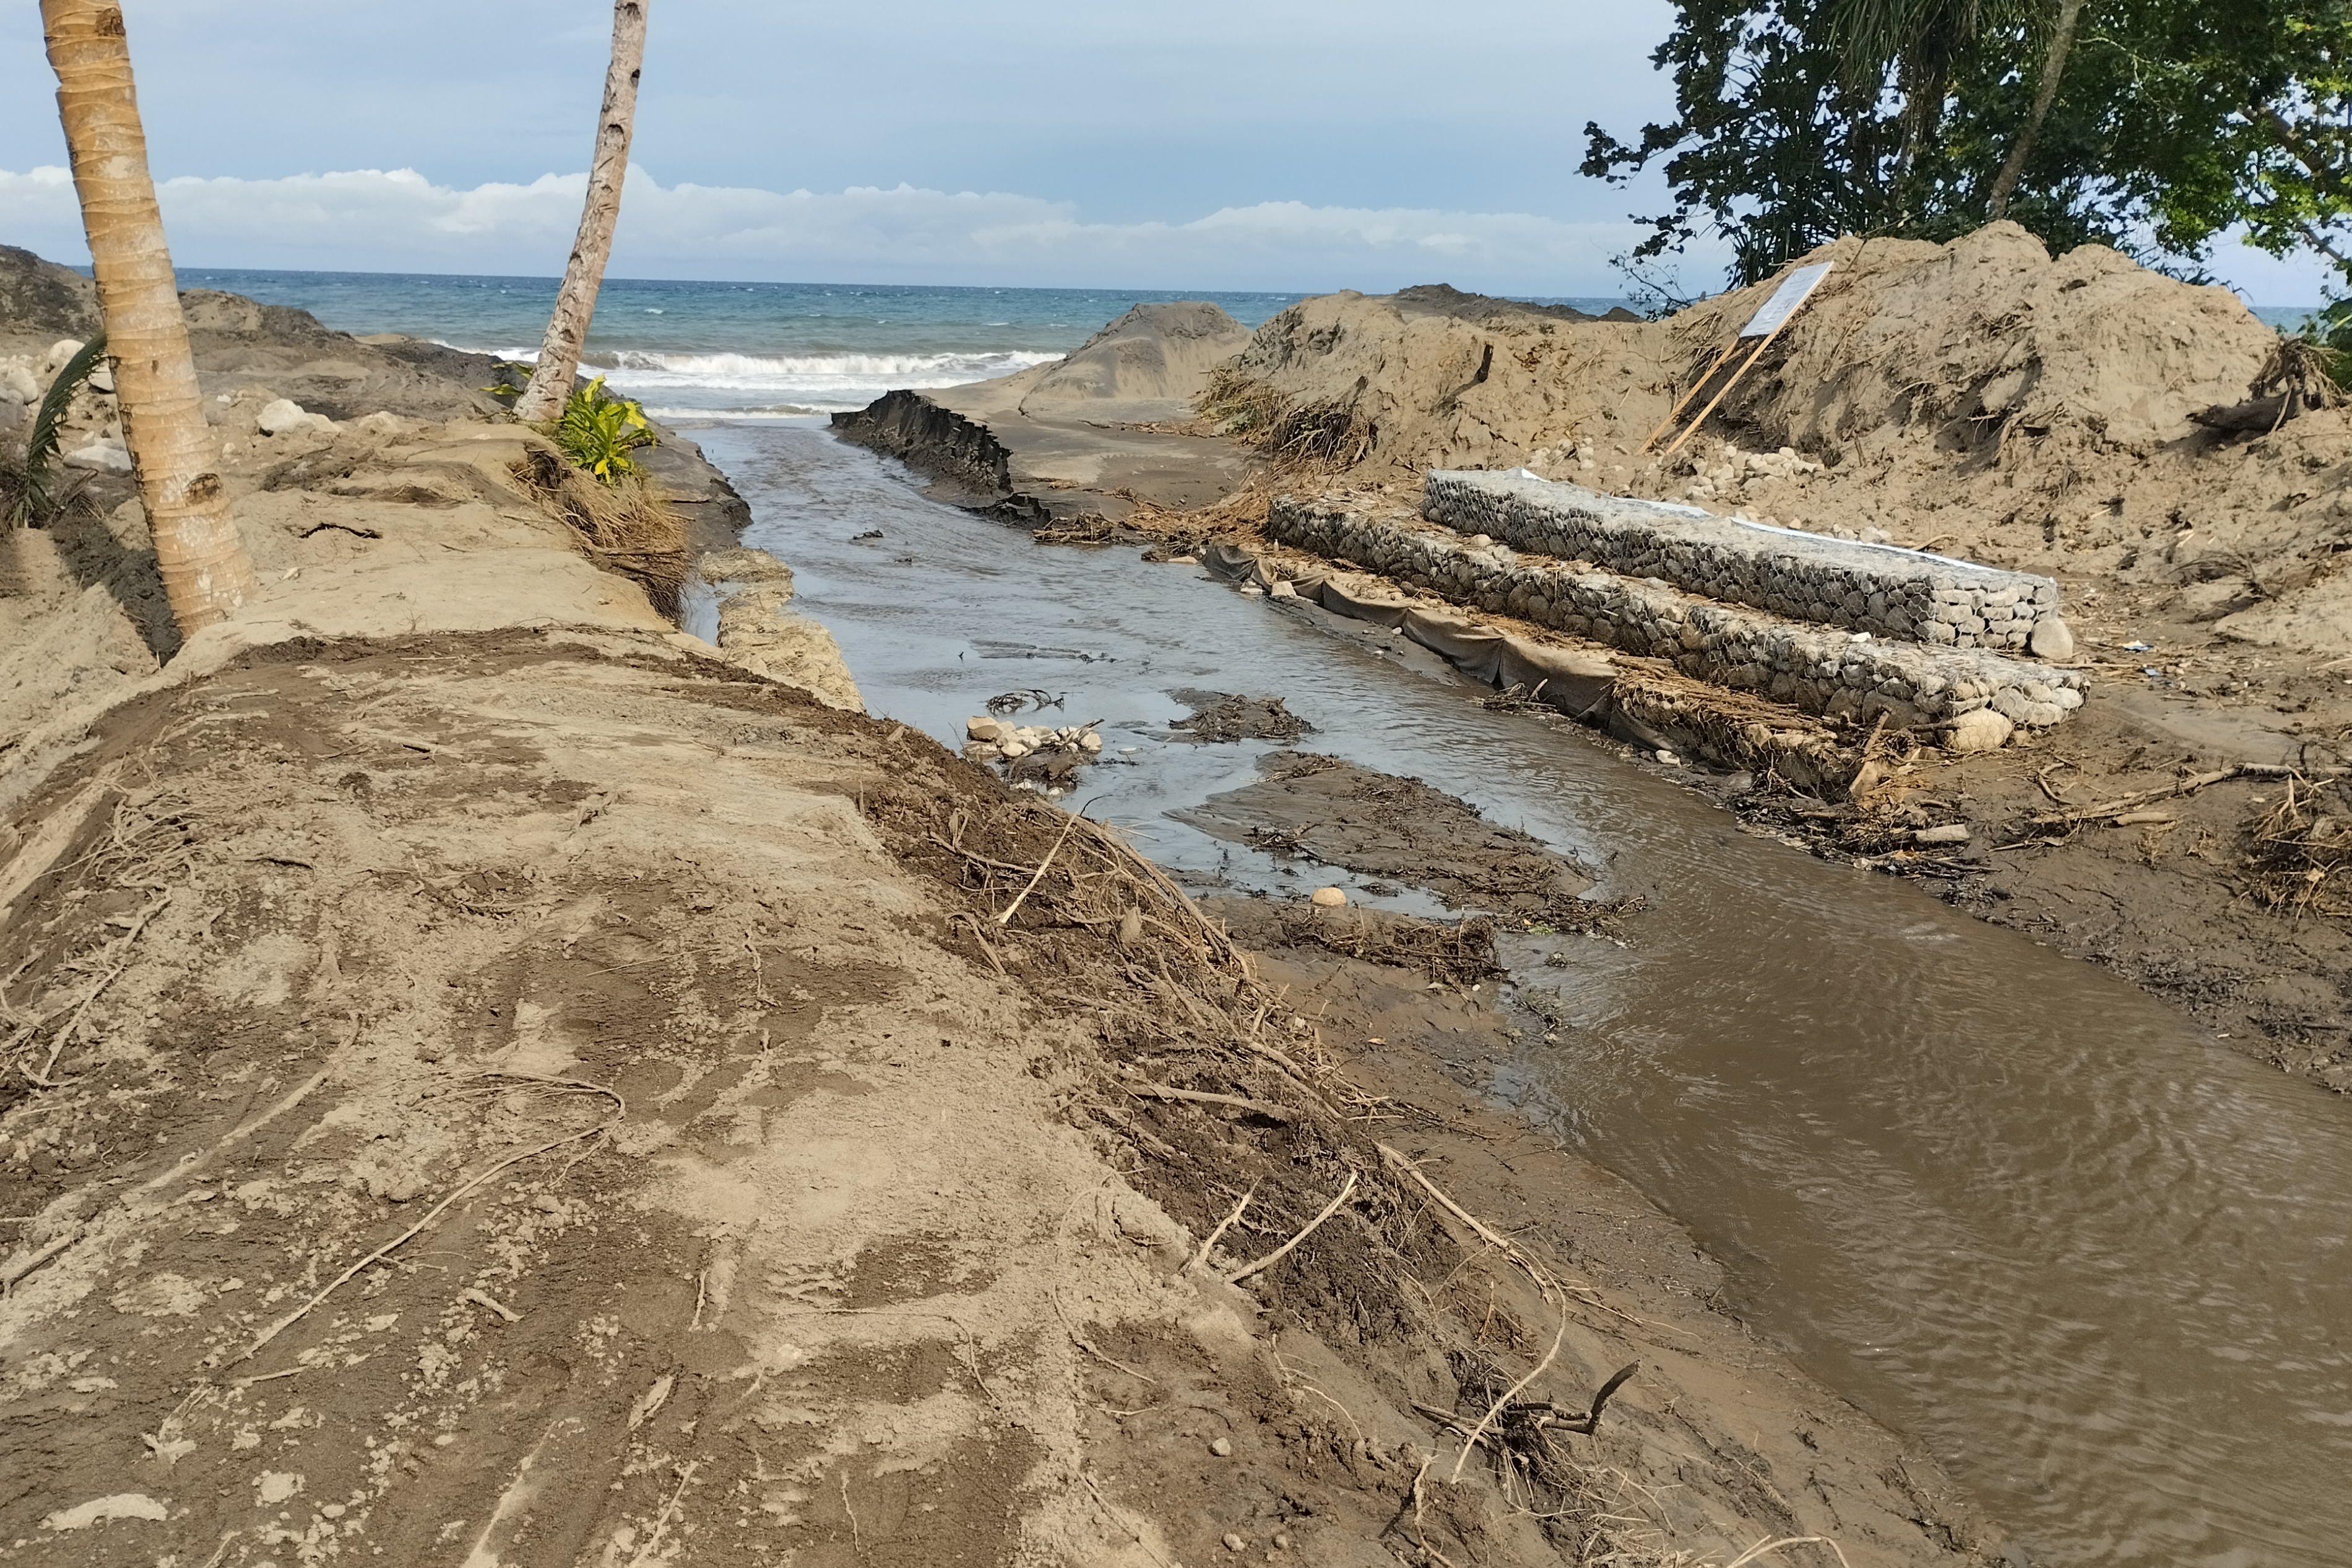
[[0, 165, 1673, 295]]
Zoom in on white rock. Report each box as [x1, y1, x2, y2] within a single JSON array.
[[86, 361, 115, 394], [1078, 731, 1104, 753], [1240, 585, 1265, 598], [2028, 616, 2075, 661], [966, 716, 1005, 741], [1310, 887, 1347, 908], [1943, 708, 2014, 754], [1915, 824, 1973, 845], [0, 361, 42, 403], [61, 439, 132, 475], [41, 1493, 168, 1531], [352, 410, 407, 438], [38, 339, 84, 377], [999, 741, 1030, 759], [256, 397, 334, 437]]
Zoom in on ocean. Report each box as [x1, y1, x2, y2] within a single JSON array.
[[173, 269, 1631, 419]]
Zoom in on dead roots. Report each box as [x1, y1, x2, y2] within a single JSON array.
[[1197, 368, 1374, 470], [2244, 772, 2350, 918]]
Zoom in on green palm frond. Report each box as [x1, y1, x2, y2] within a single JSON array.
[[9, 332, 110, 529]]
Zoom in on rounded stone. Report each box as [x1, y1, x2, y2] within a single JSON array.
[[1310, 887, 1348, 908], [2028, 616, 2075, 660]]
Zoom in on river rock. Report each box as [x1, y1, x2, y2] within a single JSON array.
[[967, 716, 1006, 742], [999, 739, 1031, 759], [1943, 707, 2014, 753], [2028, 616, 2075, 660], [61, 438, 132, 475], [256, 397, 335, 437], [1915, 824, 1973, 845], [1310, 887, 1347, 908]]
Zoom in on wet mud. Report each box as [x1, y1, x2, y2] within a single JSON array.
[[1182, 753, 1594, 917]]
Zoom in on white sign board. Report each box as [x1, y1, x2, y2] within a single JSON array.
[[1738, 262, 1835, 339]]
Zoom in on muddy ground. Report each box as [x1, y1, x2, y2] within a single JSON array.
[[0, 629, 1992, 1568]]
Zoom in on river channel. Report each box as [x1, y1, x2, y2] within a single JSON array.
[[690, 420, 2352, 1568]]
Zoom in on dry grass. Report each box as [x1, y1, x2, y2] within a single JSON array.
[[508, 442, 689, 617], [1197, 366, 1374, 470]]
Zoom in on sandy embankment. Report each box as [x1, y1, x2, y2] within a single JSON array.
[[0, 259, 1992, 1563], [837, 235, 2352, 1092]]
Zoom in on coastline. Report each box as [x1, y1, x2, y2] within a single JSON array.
[[0, 257, 1998, 1563]]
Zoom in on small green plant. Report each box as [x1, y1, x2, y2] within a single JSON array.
[[7, 332, 110, 528], [2310, 300, 2352, 394], [542, 375, 654, 485]]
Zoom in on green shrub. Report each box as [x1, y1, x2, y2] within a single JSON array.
[[544, 376, 654, 485]]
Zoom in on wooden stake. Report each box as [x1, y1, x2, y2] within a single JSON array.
[[1639, 340, 1741, 452]]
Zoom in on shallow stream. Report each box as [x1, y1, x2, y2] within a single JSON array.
[[694, 420, 2352, 1568]]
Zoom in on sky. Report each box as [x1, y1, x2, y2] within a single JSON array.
[[0, 0, 2331, 303]]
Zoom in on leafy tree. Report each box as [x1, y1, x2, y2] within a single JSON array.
[[1583, 0, 2352, 296]]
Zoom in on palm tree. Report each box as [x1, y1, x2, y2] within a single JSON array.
[[1985, 0, 2085, 219], [515, 1, 649, 424], [40, 0, 256, 635]]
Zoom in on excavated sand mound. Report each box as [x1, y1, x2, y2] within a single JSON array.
[[994, 299, 1251, 420], [1209, 224, 2352, 656]]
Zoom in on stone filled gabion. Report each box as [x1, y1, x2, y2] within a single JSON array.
[[1422, 470, 2067, 655], [1266, 498, 2086, 730]]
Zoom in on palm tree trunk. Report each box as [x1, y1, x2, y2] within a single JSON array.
[[516, 1, 649, 424], [1986, 0, 2084, 220], [40, 0, 255, 636]]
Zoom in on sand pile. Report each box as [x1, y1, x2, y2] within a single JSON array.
[[998, 300, 1250, 421], [1208, 224, 2352, 657]]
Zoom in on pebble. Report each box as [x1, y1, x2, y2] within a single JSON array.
[[1310, 887, 1347, 908], [1209, 1436, 1232, 1456], [1224, 1534, 1247, 1553]]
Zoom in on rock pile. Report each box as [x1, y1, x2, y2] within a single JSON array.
[[1267, 497, 2086, 730], [964, 715, 1105, 783], [1422, 470, 2073, 658]]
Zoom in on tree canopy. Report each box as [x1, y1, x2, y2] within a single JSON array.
[[1581, 0, 2352, 306]]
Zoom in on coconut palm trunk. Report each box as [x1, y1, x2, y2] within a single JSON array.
[[1986, 0, 2085, 219], [515, 1, 649, 424], [41, 0, 256, 636]]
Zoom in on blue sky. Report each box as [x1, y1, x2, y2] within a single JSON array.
[[0, 0, 2330, 302]]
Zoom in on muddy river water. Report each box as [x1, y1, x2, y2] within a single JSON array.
[[692, 421, 2352, 1567]]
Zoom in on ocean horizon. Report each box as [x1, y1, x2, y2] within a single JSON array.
[[167, 267, 1634, 420]]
